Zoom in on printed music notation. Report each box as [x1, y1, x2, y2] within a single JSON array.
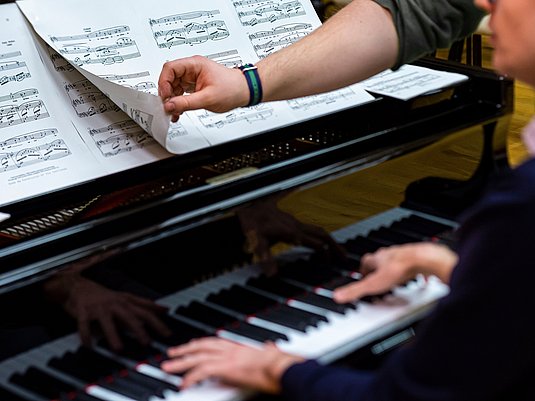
[[287, 87, 361, 111], [99, 71, 150, 81], [168, 122, 189, 141], [0, 60, 31, 86], [206, 49, 242, 67], [0, 129, 71, 172], [0, 88, 39, 103], [48, 47, 75, 72], [50, 25, 141, 67], [0, 99, 50, 129], [124, 105, 154, 134], [249, 23, 313, 58], [100, 71, 157, 94], [364, 71, 440, 94], [197, 104, 273, 129], [0, 51, 22, 60], [64, 79, 120, 118], [233, 0, 306, 27], [89, 119, 156, 157], [150, 10, 230, 49]]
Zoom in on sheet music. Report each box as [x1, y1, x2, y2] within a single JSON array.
[[1, 0, 470, 207], [32, 36, 179, 169], [0, 3, 105, 206], [361, 64, 469, 100], [17, 0, 376, 153]]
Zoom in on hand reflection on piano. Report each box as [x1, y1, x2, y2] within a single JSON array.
[[42, 250, 171, 351], [237, 194, 346, 275]]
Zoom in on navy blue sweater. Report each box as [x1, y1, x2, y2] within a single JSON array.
[[281, 158, 535, 401]]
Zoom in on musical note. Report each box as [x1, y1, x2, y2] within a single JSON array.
[[287, 87, 359, 111], [50, 26, 130, 42], [64, 79, 120, 117], [0, 88, 39, 103], [149, 10, 218, 25], [0, 51, 22, 60], [198, 104, 274, 129], [0, 99, 49, 129], [99, 71, 150, 81], [89, 119, 156, 157], [249, 22, 313, 58], [154, 21, 229, 49], [50, 25, 140, 67], [0, 129, 70, 172], [150, 10, 229, 49], [233, 0, 306, 27], [206, 49, 242, 67]]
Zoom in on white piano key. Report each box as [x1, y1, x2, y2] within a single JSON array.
[[136, 364, 182, 387], [159, 380, 248, 401], [277, 277, 449, 363], [86, 385, 139, 401]]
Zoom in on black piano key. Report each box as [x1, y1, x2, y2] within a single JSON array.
[[70, 393, 104, 401], [154, 315, 209, 347], [342, 235, 385, 256], [175, 301, 288, 342], [246, 275, 355, 313], [292, 292, 355, 314], [9, 366, 77, 399], [246, 275, 307, 299], [0, 387, 29, 401], [97, 375, 155, 401], [49, 347, 125, 383], [126, 369, 178, 393], [207, 285, 275, 315], [320, 275, 359, 291], [393, 214, 453, 237], [117, 371, 170, 399], [254, 305, 322, 332], [367, 226, 420, 245], [97, 336, 166, 364], [208, 285, 325, 332], [223, 320, 288, 342], [175, 301, 234, 328], [277, 263, 348, 289]]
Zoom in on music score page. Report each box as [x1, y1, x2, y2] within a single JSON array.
[[0, 0, 468, 207]]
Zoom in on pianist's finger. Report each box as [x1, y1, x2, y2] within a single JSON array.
[[333, 272, 393, 303]]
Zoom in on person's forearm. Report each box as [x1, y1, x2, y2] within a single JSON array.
[[257, 0, 397, 102]]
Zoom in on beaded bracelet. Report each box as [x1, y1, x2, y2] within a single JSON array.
[[236, 63, 263, 107]]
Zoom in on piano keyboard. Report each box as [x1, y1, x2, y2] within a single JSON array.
[[0, 207, 456, 401]]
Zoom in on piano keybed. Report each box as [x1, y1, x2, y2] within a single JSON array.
[[0, 207, 456, 401]]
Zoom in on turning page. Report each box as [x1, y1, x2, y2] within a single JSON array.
[[17, 0, 375, 154]]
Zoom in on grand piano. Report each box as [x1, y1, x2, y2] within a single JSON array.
[[0, 22, 514, 400]]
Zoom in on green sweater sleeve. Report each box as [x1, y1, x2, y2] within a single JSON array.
[[372, 0, 486, 68]]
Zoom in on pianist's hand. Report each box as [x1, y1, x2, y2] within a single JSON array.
[[161, 337, 304, 393], [158, 56, 249, 122], [45, 271, 171, 351], [237, 198, 346, 275], [333, 242, 458, 303]]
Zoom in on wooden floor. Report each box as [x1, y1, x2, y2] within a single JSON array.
[[277, 32, 535, 235], [435, 35, 535, 167]]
